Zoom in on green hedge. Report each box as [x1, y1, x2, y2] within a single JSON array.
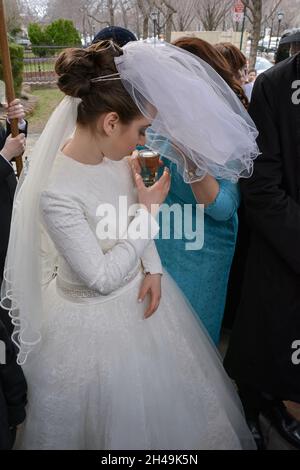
[[0, 42, 24, 96], [28, 20, 81, 57]]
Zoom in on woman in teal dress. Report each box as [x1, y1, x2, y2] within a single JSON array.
[[156, 160, 240, 344], [155, 37, 249, 345]]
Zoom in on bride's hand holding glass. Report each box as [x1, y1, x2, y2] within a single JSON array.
[[129, 158, 170, 216]]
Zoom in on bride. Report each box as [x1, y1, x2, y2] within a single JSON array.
[[2, 40, 259, 450]]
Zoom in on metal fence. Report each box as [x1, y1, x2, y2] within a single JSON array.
[[23, 46, 69, 85]]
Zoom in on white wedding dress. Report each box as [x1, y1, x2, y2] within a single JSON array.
[[16, 151, 255, 450]]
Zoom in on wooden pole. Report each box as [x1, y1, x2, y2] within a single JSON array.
[[0, 0, 23, 176]]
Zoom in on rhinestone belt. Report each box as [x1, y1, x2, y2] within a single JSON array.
[[56, 264, 141, 299]]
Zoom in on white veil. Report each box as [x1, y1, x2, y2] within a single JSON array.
[[115, 41, 260, 183], [1, 97, 80, 364]]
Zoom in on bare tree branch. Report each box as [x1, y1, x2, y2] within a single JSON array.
[[87, 13, 109, 25], [241, 0, 255, 18], [194, 0, 233, 31], [264, 0, 283, 23]]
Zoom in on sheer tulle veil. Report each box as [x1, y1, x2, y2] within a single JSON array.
[[1, 97, 80, 364], [116, 41, 260, 183]]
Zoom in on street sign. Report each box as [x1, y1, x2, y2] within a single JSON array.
[[233, 12, 245, 23], [234, 0, 245, 12], [233, 0, 245, 23]]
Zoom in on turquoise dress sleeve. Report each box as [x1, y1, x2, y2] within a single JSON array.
[[160, 156, 241, 219], [204, 180, 241, 222]]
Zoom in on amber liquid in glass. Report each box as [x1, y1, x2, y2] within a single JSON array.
[[138, 150, 160, 187]]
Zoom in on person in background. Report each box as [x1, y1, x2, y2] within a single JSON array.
[[243, 69, 257, 102], [279, 30, 300, 57], [276, 29, 300, 63], [0, 99, 27, 334], [154, 37, 248, 345], [248, 69, 257, 83], [224, 51, 300, 450], [214, 42, 253, 334], [0, 318, 27, 450], [214, 42, 248, 87]]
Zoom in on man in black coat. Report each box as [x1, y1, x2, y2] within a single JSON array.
[[0, 318, 27, 449], [0, 99, 27, 333], [224, 52, 300, 449]]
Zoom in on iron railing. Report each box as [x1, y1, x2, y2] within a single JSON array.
[[23, 45, 70, 85]]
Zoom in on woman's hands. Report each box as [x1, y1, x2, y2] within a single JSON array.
[[129, 154, 165, 318], [138, 273, 162, 319], [129, 153, 170, 216]]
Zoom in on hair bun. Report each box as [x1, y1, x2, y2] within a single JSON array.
[[55, 42, 123, 98], [55, 49, 93, 98], [54, 42, 140, 129]]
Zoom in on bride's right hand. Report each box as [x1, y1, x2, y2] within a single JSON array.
[[131, 164, 171, 216]]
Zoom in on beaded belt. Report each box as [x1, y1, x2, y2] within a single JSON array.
[[56, 264, 141, 300]]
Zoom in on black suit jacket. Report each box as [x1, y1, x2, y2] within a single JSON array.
[[224, 53, 300, 400], [0, 121, 27, 332], [0, 319, 27, 449]]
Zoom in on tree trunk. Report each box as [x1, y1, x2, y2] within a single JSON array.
[[135, 2, 141, 38], [143, 16, 149, 39], [136, 0, 150, 39], [119, 0, 128, 28], [108, 0, 115, 26], [160, 1, 176, 42], [165, 11, 173, 43], [249, 1, 262, 69]]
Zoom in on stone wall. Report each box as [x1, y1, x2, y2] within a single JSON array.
[[171, 31, 248, 54]]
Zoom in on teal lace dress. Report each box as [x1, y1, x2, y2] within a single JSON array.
[[155, 159, 240, 344]]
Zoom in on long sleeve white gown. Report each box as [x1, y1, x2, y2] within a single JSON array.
[[17, 151, 255, 450]]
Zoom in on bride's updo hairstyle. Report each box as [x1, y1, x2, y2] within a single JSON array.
[[55, 40, 142, 127]]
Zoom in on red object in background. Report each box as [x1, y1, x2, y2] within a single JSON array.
[[233, 0, 245, 23], [234, 0, 245, 13]]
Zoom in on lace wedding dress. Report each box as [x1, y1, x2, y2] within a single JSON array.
[[16, 151, 255, 450]]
